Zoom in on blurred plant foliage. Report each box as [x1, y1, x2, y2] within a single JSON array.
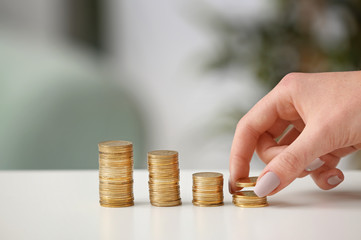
[[200, 0, 361, 88], [196, 0, 361, 135]]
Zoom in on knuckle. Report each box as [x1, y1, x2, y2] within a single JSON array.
[[279, 72, 301, 88], [278, 72, 307, 98], [236, 118, 244, 129]]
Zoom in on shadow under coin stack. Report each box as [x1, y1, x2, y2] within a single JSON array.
[[192, 172, 224, 207], [232, 176, 268, 207], [98, 141, 134, 207], [148, 150, 182, 207]]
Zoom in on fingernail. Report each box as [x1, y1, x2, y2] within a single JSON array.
[[327, 175, 342, 185], [254, 172, 280, 197], [305, 158, 325, 171]]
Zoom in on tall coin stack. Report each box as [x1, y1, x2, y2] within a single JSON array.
[[192, 172, 224, 207], [148, 150, 181, 207], [232, 176, 268, 207], [98, 140, 134, 207]]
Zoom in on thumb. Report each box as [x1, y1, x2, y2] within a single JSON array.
[[254, 127, 328, 197]]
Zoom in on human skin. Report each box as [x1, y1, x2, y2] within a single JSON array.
[[229, 71, 361, 196]]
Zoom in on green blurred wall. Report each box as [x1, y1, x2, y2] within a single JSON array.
[[0, 35, 147, 169]]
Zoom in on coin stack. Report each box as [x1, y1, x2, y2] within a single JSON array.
[[232, 176, 268, 207], [147, 150, 181, 207], [98, 140, 134, 207], [192, 172, 224, 207], [233, 191, 268, 207]]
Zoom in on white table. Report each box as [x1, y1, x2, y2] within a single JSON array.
[[1, 170, 361, 240]]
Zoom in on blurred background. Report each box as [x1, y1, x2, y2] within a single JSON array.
[[0, 0, 360, 170]]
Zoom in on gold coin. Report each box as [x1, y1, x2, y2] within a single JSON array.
[[148, 150, 178, 157], [151, 200, 182, 207], [192, 190, 223, 194], [232, 202, 268, 208], [193, 172, 223, 179], [193, 186, 223, 189], [233, 190, 262, 198], [192, 202, 224, 207], [98, 140, 133, 153], [98, 140, 132, 147], [100, 200, 134, 208], [235, 176, 258, 188], [232, 190, 268, 208], [99, 152, 133, 158]]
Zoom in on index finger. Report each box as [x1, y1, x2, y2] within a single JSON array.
[[229, 87, 295, 192]]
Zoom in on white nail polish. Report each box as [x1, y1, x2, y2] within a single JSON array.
[[254, 172, 280, 197], [305, 158, 325, 172], [328, 175, 342, 185]]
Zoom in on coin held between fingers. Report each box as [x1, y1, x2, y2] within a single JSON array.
[[235, 176, 257, 188]]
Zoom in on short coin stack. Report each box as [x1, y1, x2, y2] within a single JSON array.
[[98, 140, 134, 207], [192, 172, 224, 207], [233, 191, 268, 207], [148, 150, 181, 207], [232, 176, 268, 207]]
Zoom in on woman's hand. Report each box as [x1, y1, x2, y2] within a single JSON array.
[[229, 71, 361, 197]]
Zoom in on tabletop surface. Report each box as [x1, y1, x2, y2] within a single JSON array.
[[1, 170, 361, 240]]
